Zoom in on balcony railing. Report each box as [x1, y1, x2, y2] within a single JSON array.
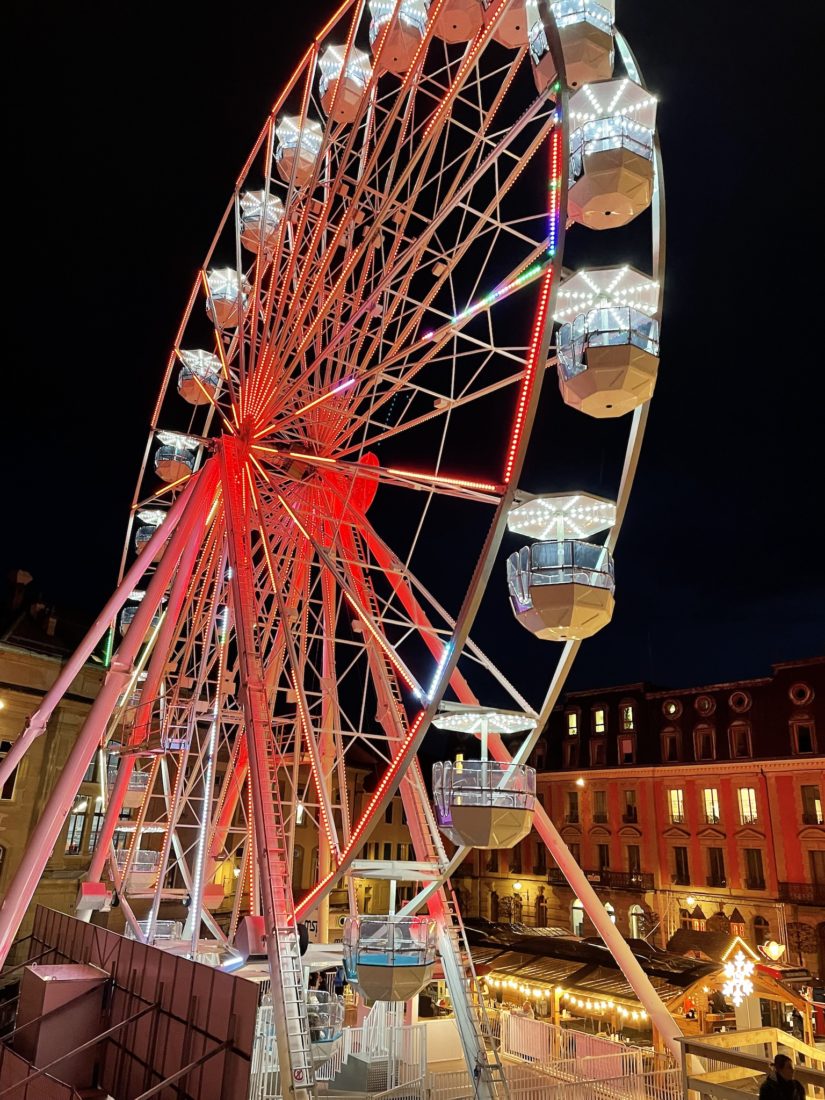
[[564, 814, 580, 825], [593, 813, 609, 824], [706, 876, 727, 888], [548, 867, 653, 891], [672, 874, 691, 886], [622, 809, 638, 823], [778, 881, 825, 906]]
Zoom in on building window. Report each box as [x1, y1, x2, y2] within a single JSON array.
[[702, 788, 721, 824], [83, 756, 98, 784], [0, 741, 18, 801], [661, 727, 681, 762], [566, 710, 580, 737], [662, 699, 682, 719], [623, 790, 637, 823], [593, 707, 607, 735], [533, 845, 547, 875], [673, 846, 690, 885], [629, 904, 644, 939], [485, 851, 498, 873], [729, 690, 751, 714], [597, 843, 610, 870], [383, 842, 392, 861], [510, 845, 522, 875], [604, 901, 616, 924], [620, 703, 635, 731], [801, 785, 823, 825], [707, 847, 726, 887], [627, 845, 641, 874], [569, 842, 581, 865], [668, 789, 685, 824], [729, 722, 752, 758], [566, 791, 580, 824], [744, 848, 765, 890], [791, 719, 817, 755], [737, 787, 758, 825], [87, 797, 105, 852], [695, 695, 716, 717], [401, 804, 407, 827], [590, 740, 606, 766], [65, 802, 88, 855], [618, 735, 635, 765], [810, 850, 825, 885], [694, 725, 716, 761], [753, 915, 770, 946], [563, 741, 579, 769], [571, 898, 584, 936], [593, 790, 608, 824], [789, 682, 814, 706], [385, 801, 394, 824]]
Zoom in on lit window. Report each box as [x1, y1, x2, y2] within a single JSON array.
[[566, 711, 579, 736], [737, 787, 758, 825], [593, 708, 607, 735], [621, 704, 635, 731], [604, 901, 616, 923], [801, 785, 823, 825], [87, 797, 105, 852], [668, 789, 685, 824], [65, 801, 88, 855], [662, 699, 682, 719], [702, 788, 720, 824]]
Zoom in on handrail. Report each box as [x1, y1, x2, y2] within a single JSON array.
[[677, 1035, 825, 1093]]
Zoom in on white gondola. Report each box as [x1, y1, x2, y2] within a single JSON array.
[[343, 915, 437, 1001], [154, 431, 198, 484], [554, 266, 660, 416], [319, 46, 372, 124], [432, 0, 483, 42], [432, 705, 537, 847], [369, 0, 429, 74], [528, 0, 614, 91], [506, 492, 616, 640], [134, 508, 166, 555], [568, 78, 657, 229], [239, 191, 285, 255], [274, 117, 324, 188], [177, 349, 222, 405], [205, 268, 250, 328], [119, 590, 162, 638]]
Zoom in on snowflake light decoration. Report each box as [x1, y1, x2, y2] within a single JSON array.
[[722, 949, 755, 1007]]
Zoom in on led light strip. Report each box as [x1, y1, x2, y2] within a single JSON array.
[[295, 709, 427, 918], [503, 125, 562, 485]]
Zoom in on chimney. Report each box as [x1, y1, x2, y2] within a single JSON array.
[[10, 569, 33, 613]]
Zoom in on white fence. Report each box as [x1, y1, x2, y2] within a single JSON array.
[[429, 1064, 682, 1100]]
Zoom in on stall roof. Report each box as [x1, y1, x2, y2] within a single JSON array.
[[464, 920, 717, 991]]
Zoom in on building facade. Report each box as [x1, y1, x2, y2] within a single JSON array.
[[0, 614, 106, 941], [453, 657, 825, 979]]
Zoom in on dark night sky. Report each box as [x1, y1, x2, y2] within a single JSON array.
[[4, 2, 823, 691]]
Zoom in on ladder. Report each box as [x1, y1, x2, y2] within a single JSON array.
[[256, 693, 316, 1095], [439, 885, 508, 1099]]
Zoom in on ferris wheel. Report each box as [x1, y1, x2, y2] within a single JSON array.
[[0, 0, 669, 1093]]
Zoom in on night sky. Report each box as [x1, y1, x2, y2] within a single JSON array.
[[4, 1, 823, 692]]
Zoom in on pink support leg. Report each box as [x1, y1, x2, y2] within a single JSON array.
[[86, 471, 217, 884], [0, 462, 218, 966], [486, 732, 683, 1061], [0, 472, 203, 791]]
